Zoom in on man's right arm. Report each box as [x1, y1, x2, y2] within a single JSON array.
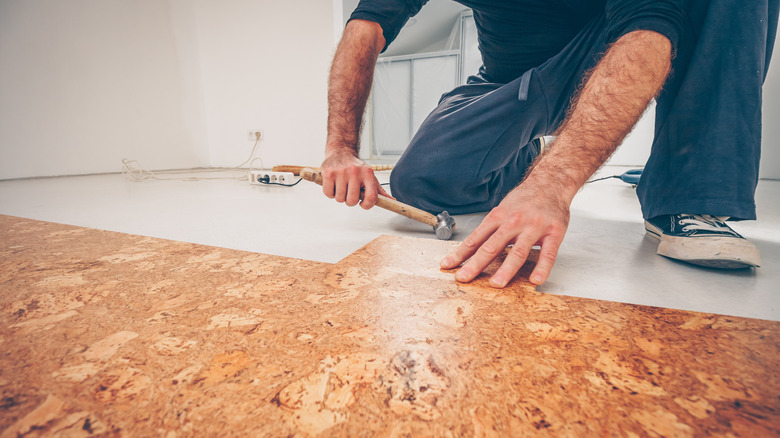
[[320, 19, 389, 210]]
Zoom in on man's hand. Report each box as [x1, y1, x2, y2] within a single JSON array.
[[441, 30, 672, 287], [441, 179, 569, 287], [320, 19, 386, 209], [321, 149, 391, 209]]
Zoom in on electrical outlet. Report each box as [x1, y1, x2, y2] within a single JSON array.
[[249, 170, 296, 185], [247, 129, 263, 141]]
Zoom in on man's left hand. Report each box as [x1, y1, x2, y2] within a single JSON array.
[[440, 180, 570, 287], [439, 30, 672, 288]]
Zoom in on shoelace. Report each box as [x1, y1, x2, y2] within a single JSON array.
[[679, 214, 737, 235]]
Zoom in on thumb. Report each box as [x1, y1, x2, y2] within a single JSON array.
[[378, 183, 395, 200]]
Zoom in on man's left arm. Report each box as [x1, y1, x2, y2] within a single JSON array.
[[440, 30, 672, 287]]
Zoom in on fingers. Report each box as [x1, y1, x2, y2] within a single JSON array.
[[528, 233, 563, 285], [321, 158, 384, 209], [333, 172, 348, 203], [440, 207, 567, 288], [360, 168, 380, 210], [488, 234, 536, 288], [455, 224, 518, 284], [345, 168, 362, 207], [440, 217, 500, 274], [321, 174, 336, 199]]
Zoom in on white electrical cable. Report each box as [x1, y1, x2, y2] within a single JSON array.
[[122, 136, 264, 182]]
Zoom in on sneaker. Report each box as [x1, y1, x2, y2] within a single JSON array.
[[644, 214, 761, 269]]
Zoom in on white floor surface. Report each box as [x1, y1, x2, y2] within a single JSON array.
[[1, 167, 778, 321]]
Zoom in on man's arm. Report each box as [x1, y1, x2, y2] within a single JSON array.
[[441, 30, 672, 287], [320, 19, 390, 210]]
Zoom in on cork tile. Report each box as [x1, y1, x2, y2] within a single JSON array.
[[0, 214, 778, 437]]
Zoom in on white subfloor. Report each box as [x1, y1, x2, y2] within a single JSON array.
[[1, 167, 778, 321]]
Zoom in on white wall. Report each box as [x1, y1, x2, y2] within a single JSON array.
[[193, 0, 334, 170], [0, 0, 336, 180], [0, 0, 211, 179]]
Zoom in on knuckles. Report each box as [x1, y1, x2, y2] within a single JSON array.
[[346, 166, 361, 178], [538, 250, 558, 264], [479, 241, 501, 256], [462, 236, 479, 249], [507, 245, 530, 259]]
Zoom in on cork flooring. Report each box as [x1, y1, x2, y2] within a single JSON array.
[[1, 214, 778, 437]]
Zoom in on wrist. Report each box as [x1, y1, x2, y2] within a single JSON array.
[[325, 140, 358, 156], [520, 169, 579, 206], [522, 140, 594, 203]]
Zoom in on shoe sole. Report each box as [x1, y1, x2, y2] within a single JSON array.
[[644, 221, 761, 269]]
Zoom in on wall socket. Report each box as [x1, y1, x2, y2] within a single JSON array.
[[247, 129, 263, 141]]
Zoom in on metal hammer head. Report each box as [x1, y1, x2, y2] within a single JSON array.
[[434, 211, 456, 240]]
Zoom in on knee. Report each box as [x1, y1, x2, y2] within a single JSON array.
[[389, 160, 426, 209], [391, 158, 486, 214]]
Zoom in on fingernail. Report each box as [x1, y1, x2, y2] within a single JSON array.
[[490, 277, 506, 288], [531, 274, 543, 284], [455, 269, 470, 282], [441, 256, 453, 268]]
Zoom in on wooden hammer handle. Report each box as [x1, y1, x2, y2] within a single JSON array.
[[300, 168, 438, 227], [274, 164, 393, 176]]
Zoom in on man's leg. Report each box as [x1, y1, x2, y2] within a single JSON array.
[[639, 0, 779, 220], [390, 17, 609, 214], [389, 75, 546, 214], [639, 0, 778, 268]]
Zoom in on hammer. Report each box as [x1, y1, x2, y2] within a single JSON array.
[[300, 168, 456, 240]]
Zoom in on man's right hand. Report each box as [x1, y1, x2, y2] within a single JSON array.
[[321, 19, 387, 210], [320, 149, 391, 210]]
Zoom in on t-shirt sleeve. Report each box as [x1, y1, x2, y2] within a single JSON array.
[[604, 0, 688, 52], [348, 0, 429, 52]]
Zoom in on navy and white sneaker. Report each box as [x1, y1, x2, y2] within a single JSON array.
[[645, 214, 761, 269]]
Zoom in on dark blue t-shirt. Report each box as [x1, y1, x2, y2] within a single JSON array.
[[350, 0, 686, 83]]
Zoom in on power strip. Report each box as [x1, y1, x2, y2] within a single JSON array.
[[248, 170, 296, 185]]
